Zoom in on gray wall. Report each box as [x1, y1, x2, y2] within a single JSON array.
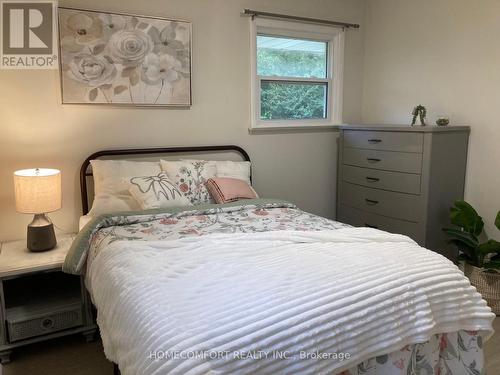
[[361, 0, 500, 239], [0, 0, 365, 241]]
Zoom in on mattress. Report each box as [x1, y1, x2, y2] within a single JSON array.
[[64, 199, 495, 375]]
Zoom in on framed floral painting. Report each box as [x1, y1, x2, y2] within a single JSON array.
[[58, 8, 191, 106]]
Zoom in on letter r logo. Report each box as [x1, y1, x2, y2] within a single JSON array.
[[2, 2, 53, 54]]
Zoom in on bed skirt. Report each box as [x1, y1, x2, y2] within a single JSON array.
[[112, 330, 483, 375]]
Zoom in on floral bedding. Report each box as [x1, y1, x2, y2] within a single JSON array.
[[84, 200, 347, 271], [342, 330, 484, 375], [63, 199, 490, 375]]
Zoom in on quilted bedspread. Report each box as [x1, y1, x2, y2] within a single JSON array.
[[64, 200, 495, 375]]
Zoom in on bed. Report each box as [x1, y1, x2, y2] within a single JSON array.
[[64, 145, 495, 375]]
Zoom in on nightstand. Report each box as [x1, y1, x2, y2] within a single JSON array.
[[0, 234, 97, 363]]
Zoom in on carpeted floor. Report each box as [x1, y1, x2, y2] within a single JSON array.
[[2, 335, 112, 375], [2, 319, 499, 375]]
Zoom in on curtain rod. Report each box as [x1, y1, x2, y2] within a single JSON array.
[[241, 9, 360, 29]]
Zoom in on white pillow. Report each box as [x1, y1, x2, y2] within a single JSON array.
[[160, 160, 217, 205], [181, 160, 251, 184], [89, 160, 162, 215], [88, 193, 141, 216], [129, 173, 191, 209], [215, 161, 251, 184]]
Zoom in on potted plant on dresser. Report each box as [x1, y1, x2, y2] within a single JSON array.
[[443, 201, 500, 315]]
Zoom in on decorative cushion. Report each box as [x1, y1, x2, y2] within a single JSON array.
[[160, 160, 217, 205], [89, 160, 162, 215], [88, 193, 141, 216], [206, 177, 258, 204], [214, 161, 251, 184], [129, 173, 191, 209], [181, 160, 251, 184]]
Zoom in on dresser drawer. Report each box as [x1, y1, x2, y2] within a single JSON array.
[[341, 165, 421, 195], [343, 130, 423, 153], [339, 182, 422, 222], [337, 204, 423, 243], [343, 148, 422, 174]]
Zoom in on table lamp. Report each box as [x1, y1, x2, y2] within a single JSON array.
[[13, 168, 62, 252]]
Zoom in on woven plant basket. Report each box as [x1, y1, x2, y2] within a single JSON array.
[[464, 263, 500, 315]]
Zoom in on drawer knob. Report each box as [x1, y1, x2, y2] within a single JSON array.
[[365, 223, 379, 229], [368, 139, 382, 144], [365, 199, 379, 205], [41, 318, 54, 330], [366, 158, 381, 163], [366, 177, 380, 182]]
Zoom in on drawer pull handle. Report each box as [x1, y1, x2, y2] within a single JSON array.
[[365, 199, 379, 205], [41, 318, 55, 330], [367, 158, 381, 163], [365, 223, 379, 229], [366, 177, 380, 182], [368, 139, 382, 143]]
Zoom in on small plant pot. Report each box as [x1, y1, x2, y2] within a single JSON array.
[[464, 263, 500, 315]]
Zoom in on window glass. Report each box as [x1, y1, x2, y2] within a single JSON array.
[[257, 35, 328, 79], [260, 81, 328, 120]]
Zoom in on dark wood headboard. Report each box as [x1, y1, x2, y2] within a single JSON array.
[[80, 145, 251, 215]]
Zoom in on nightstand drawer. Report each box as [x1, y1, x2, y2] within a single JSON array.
[[343, 130, 423, 153], [0, 234, 96, 363], [341, 165, 421, 195], [337, 204, 423, 242], [7, 301, 83, 342], [343, 148, 423, 174], [339, 182, 422, 222]]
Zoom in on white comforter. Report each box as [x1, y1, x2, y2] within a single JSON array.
[[88, 229, 495, 375]]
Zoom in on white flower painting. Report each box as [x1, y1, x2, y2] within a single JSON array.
[[58, 8, 191, 106]]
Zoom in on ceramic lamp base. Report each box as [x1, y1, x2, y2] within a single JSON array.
[[27, 214, 57, 252]]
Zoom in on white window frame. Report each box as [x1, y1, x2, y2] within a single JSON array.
[[250, 17, 345, 130]]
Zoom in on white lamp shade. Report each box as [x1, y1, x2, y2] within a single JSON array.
[[14, 168, 62, 214]]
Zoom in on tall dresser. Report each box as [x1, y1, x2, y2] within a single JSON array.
[[337, 125, 470, 260]]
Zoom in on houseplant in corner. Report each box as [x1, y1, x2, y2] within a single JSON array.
[[443, 200, 500, 315]]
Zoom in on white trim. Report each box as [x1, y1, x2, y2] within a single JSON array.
[[258, 76, 329, 83], [250, 18, 258, 129], [332, 30, 344, 126], [250, 17, 344, 130]]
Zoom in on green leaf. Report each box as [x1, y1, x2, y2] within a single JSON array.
[[458, 253, 474, 263], [93, 44, 105, 55], [113, 85, 128, 95], [443, 228, 479, 248], [103, 55, 114, 64], [88, 88, 98, 101], [129, 71, 139, 86], [148, 26, 160, 43], [122, 67, 135, 78], [477, 239, 500, 255], [450, 200, 484, 236], [451, 240, 477, 263], [484, 260, 500, 269], [495, 211, 500, 231], [129, 17, 139, 29], [491, 253, 500, 261]]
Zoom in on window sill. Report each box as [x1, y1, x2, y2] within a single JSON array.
[[249, 124, 341, 134]]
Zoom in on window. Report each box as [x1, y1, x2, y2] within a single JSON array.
[[250, 18, 344, 129]]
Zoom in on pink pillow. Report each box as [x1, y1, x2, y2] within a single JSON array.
[[206, 177, 258, 204]]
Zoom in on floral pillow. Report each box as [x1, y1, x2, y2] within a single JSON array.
[[160, 160, 217, 205], [128, 173, 191, 210], [181, 160, 251, 184]]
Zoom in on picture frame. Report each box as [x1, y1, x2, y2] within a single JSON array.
[[58, 7, 192, 106]]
